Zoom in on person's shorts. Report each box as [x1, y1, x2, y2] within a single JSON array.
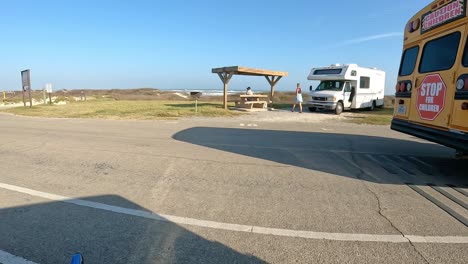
[[296, 94, 303, 103]]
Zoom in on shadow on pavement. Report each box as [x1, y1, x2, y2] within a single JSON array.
[[0, 194, 265, 264], [173, 127, 468, 186]]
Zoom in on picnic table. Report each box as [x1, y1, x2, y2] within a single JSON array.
[[236, 94, 269, 110]]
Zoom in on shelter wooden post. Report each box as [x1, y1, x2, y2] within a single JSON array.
[[265, 75, 282, 101], [218, 72, 233, 109]]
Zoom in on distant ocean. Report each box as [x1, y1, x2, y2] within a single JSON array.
[[170, 89, 271, 96]]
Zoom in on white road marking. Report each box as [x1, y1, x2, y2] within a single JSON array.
[[241, 124, 258, 127], [405, 235, 468, 244], [0, 249, 39, 264], [1, 182, 467, 244]]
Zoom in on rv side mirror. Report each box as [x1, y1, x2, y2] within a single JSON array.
[[309, 85, 313, 91]]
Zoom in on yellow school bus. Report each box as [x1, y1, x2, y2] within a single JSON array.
[[391, 0, 468, 155]]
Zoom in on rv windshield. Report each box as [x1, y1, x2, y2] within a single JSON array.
[[315, 81, 344, 91]]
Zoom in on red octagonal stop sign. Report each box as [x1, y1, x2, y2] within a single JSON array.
[[417, 74, 446, 121]]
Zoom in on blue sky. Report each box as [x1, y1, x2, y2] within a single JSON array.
[[0, 0, 433, 94]]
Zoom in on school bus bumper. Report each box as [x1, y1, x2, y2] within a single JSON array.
[[391, 119, 468, 152]]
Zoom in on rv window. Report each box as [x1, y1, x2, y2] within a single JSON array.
[[351, 70, 357, 76], [344, 82, 351, 92], [314, 69, 342, 75], [315, 80, 344, 91], [419, 31, 461, 73], [360, 77, 370, 89], [399, 46, 419, 76]]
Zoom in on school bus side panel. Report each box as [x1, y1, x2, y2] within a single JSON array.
[[451, 25, 468, 131]]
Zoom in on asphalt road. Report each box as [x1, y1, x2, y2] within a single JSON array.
[[0, 112, 467, 264]]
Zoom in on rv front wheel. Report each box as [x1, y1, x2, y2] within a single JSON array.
[[335, 102, 343, 115]]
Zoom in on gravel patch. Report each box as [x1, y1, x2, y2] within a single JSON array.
[[232, 109, 345, 123]]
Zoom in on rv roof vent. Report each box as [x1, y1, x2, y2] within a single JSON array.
[[331, 63, 341, 67]]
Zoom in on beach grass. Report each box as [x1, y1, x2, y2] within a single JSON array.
[[0, 100, 240, 120]]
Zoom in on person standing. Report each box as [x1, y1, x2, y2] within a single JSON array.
[[292, 83, 303, 113]]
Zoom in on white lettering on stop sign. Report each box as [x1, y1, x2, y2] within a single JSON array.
[[430, 83, 442, 96], [421, 82, 443, 96]]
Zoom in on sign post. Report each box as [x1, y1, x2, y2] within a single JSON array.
[[190, 92, 202, 113], [80, 89, 86, 101], [417, 74, 447, 121], [21, 70, 32, 108], [28, 85, 32, 107], [43, 87, 47, 105], [21, 86, 26, 107], [45, 83, 53, 104]]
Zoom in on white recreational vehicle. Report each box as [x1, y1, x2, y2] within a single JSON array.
[[306, 64, 385, 115]]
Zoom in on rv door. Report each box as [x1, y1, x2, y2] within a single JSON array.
[[343, 82, 352, 108]]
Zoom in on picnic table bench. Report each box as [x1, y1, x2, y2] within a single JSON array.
[[235, 95, 269, 110]]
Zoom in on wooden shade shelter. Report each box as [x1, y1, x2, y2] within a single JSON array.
[[212, 66, 288, 109]]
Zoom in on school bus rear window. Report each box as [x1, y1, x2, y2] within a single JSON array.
[[419, 31, 461, 73], [399, 46, 419, 76]]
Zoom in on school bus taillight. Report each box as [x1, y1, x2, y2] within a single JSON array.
[[400, 83, 406, 92], [396, 81, 412, 93], [456, 77, 468, 91]]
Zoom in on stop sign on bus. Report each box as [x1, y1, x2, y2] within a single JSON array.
[[416, 74, 446, 121]]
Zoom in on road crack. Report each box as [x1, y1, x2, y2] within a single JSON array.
[[364, 181, 430, 264], [349, 151, 430, 264], [342, 136, 430, 264]]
